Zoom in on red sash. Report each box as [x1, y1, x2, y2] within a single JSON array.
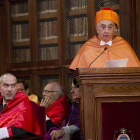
[[46, 94, 70, 127]]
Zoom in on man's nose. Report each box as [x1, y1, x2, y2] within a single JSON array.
[[7, 86, 12, 91], [42, 92, 46, 96], [105, 28, 109, 32], [71, 88, 74, 93]]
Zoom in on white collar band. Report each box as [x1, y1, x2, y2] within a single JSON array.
[[100, 40, 112, 46]]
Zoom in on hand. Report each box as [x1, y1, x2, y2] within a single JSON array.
[[40, 96, 51, 109], [50, 129, 65, 140]]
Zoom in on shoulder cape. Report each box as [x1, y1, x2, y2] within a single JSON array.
[[46, 94, 70, 127], [69, 35, 140, 70], [0, 91, 41, 137]]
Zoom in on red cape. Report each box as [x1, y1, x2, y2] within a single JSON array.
[[0, 91, 41, 137], [46, 94, 70, 127]]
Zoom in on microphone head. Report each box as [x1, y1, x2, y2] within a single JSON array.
[[104, 47, 107, 51]]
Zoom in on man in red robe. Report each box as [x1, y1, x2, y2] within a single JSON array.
[[69, 7, 140, 70], [40, 82, 70, 132], [0, 73, 41, 139]]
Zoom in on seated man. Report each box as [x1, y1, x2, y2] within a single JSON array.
[[0, 73, 41, 139], [46, 78, 80, 140], [16, 80, 40, 104], [40, 82, 70, 132]]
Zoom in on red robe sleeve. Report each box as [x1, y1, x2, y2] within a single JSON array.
[[0, 91, 41, 137]]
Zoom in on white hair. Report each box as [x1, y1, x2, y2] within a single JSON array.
[[47, 82, 64, 98], [0, 73, 17, 84]]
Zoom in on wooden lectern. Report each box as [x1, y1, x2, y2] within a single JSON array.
[[75, 67, 140, 140]]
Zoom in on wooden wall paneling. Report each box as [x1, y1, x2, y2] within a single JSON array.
[[87, 0, 96, 39], [36, 60, 61, 67], [79, 84, 85, 135], [32, 70, 39, 97], [57, 0, 67, 65], [7, 0, 18, 2], [83, 84, 95, 139], [8, 70, 32, 80], [0, 1, 4, 6], [0, 6, 2, 75], [123, 0, 140, 59], [61, 67, 73, 98], [119, 0, 133, 47], [61, 68, 67, 96], [0, 3, 6, 75], [130, 0, 137, 54], [62, 0, 72, 65], [57, 0, 65, 65], [61, 68, 68, 95], [5, 1, 11, 69], [28, 0, 36, 67], [59, 68, 63, 87], [7, 62, 32, 70], [136, 0, 140, 59], [36, 68, 61, 77]]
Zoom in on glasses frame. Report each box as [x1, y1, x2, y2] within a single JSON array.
[[42, 90, 58, 94], [17, 88, 25, 92]]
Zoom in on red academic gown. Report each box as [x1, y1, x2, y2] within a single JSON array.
[[0, 91, 41, 138], [46, 94, 70, 127]]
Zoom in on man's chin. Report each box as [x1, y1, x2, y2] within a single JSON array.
[[103, 37, 111, 42], [5, 96, 14, 101]]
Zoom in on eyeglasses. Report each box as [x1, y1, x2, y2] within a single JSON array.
[[42, 90, 58, 94], [17, 88, 25, 92]]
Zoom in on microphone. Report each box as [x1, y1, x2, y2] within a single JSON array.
[[89, 47, 107, 68]]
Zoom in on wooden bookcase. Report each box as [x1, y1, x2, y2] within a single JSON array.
[[1, 0, 139, 100]]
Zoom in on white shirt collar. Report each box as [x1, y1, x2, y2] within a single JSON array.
[[3, 100, 7, 106], [100, 40, 112, 46]]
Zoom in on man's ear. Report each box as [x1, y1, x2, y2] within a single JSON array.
[[96, 25, 99, 34], [25, 88, 29, 96], [54, 92, 60, 100]]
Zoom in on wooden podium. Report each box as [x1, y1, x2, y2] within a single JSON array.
[[75, 67, 140, 140]]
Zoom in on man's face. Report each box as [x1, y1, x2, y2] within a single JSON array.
[[71, 83, 79, 101], [96, 20, 116, 42], [42, 84, 57, 105], [0, 75, 17, 103], [16, 83, 29, 95]]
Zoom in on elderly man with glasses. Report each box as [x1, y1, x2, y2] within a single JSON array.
[[40, 82, 70, 132]]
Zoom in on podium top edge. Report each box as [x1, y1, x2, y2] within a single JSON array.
[[74, 67, 140, 75]]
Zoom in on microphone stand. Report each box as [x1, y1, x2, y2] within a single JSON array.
[[89, 47, 107, 68]]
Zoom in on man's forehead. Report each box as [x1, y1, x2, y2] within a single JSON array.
[[2, 75, 16, 83], [17, 83, 24, 87], [44, 83, 53, 89], [44, 85, 49, 90], [99, 20, 115, 25], [3, 82, 16, 85]]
